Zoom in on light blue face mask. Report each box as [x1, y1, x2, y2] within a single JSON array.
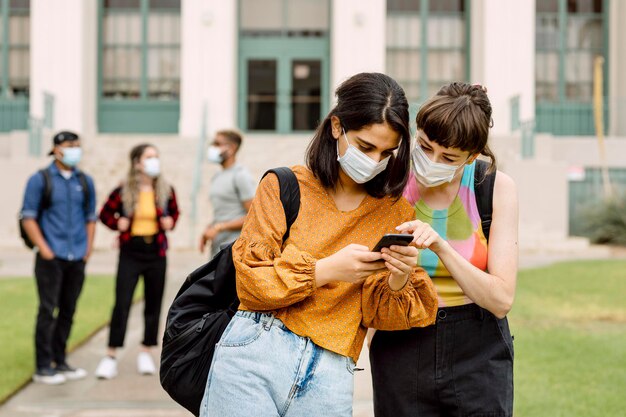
[[411, 142, 466, 187], [206, 146, 224, 164], [143, 157, 161, 178], [60, 147, 82, 167], [337, 130, 390, 184]]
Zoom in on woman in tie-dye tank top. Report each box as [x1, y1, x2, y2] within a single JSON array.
[[370, 83, 519, 417]]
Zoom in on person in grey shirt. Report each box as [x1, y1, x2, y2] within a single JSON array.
[[200, 129, 257, 257]]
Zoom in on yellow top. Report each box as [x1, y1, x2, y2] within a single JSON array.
[[131, 190, 158, 236], [232, 166, 437, 362]]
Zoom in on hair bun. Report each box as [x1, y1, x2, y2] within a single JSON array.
[[471, 83, 488, 93]]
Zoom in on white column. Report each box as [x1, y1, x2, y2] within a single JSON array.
[[609, 0, 626, 136], [179, 0, 237, 138], [30, 0, 97, 136], [471, 0, 535, 135], [331, 0, 386, 92]]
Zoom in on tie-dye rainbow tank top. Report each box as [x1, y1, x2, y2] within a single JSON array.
[[403, 161, 488, 307]]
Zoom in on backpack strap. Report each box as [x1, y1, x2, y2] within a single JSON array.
[[261, 167, 301, 242], [75, 171, 91, 214], [39, 169, 53, 212], [474, 159, 496, 242], [231, 166, 242, 203], [39, 169, 91, 216]]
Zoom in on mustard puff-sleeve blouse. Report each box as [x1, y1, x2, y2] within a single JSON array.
[[232, 166, 437, 362]]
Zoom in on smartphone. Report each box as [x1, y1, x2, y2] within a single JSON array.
[[371, 233, 414, 252]]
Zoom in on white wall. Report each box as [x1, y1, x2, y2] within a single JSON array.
[[471, 0, 535, 134], [545, 137, 626, 168], [179, 0, 237, 138], [30, 0, 97, 136], [507, 159, 570, 245], [491, 134, 570, 246], [331, 0, 386, 92]]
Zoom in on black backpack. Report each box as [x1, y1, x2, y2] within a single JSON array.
[[19, 168, 90, 249], [159, 167, 300, 417], [474, 159, 496, 241]]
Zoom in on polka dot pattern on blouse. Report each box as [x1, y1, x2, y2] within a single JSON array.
[[232, 165, 438, 362]]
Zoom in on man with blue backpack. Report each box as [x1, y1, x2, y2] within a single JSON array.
[[19, 131, 97, 385]]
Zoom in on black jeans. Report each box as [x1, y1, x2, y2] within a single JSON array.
[[34, 255, 86, 370], [370, 303, 514, 417], [108, 237, 166, 348]]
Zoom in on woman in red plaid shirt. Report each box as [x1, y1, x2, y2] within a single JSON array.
[[95, 143, 179, 379]]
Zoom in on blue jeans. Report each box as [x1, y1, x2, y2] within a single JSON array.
[[200, 311, 355, 417]]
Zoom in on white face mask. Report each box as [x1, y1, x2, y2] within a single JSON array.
[[337, 130, 390, 184], [142, 157, 161, 178], [60, 147, 82, 167], [411, 144, 464, 187], [206, 146, 224, 164]]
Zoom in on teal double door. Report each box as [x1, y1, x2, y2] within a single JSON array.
[[238, 38, 329, 133]]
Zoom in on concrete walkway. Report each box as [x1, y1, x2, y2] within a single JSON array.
[[0, 244, 622, 417]]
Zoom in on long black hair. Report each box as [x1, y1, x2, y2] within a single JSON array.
[[305, 72, 411, 198]]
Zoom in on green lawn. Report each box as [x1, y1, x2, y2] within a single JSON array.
[[1, 260, 625, 414], [510, 259, 626, 417], [0, 275, 142, 403]]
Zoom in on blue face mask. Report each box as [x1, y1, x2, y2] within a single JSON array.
[[143, 157, 161, 178], [60, 147, 82, 167], [337, 130, 390, 184], [206, 146, 224, 164]]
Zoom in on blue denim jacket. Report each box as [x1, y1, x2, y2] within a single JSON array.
[[20, 162, 97, 261]]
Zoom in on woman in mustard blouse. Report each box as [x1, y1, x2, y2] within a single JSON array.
[[95, 143, 179, 379], [200, 73, 438, 417]]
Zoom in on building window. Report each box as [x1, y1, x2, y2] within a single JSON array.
[[101, 0, 180, 100], [0, 0, 30, 98], [386, 0, 469, 106], [98, 0, 180, 133], [240, 0, 329, 38], [0, 0, 29, 132], [238, 0, 330, 133], [535, 0, 607, 135]]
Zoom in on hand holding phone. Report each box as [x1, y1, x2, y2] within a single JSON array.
[[372, 234, 419, 290], [371, 233, 413, 252]]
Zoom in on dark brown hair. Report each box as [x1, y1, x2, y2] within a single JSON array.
[[416, 82, 497, 171], [129, 143, 153, 165], [216, 129, 243, 152], [305, 72, 411, 198]]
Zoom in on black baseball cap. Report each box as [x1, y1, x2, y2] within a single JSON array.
[[48, 131, 80, 155]]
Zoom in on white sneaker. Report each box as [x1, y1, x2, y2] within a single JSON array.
[[33, 368, 66, 385], [55, 363, 88, 380], [137, 352, 156, 375], [94, 357, 118, 379]]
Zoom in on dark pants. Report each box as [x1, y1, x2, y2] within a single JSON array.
[[370, 303, 514, 417], [34, 255, 86, 370], [108, 237, 166, 348]]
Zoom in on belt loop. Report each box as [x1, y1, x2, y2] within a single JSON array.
[[478, 306, 484, 320], [263, 313, 275, 330]]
